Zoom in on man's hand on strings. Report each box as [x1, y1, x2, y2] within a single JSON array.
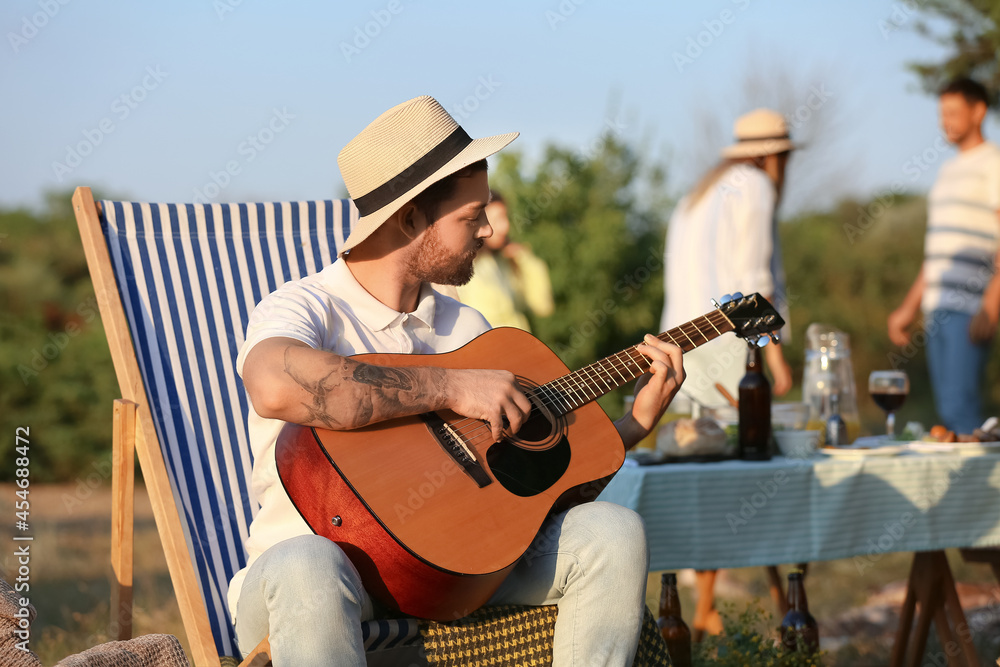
[[617, 335, 685, 449], [445, 368, 532, 442]]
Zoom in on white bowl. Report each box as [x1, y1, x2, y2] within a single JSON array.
[[772, 402, 810, 430], [774, 430, 820, 458]]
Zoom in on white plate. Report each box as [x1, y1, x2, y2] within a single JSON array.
[[906, 441, 1000, 456], [851, 435, 898, 447], [819, 444, 906, 458]]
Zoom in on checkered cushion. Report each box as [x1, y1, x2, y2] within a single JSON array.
[[419, 605, 671, 666]]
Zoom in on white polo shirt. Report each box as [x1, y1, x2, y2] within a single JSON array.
[[922, 141, 1000, 315], [228, 258, 490, 620]]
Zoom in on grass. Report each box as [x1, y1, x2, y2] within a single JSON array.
[[2, 483, 997, 665], [1, 483, 186, 665], [644, 554, 1000, 665]]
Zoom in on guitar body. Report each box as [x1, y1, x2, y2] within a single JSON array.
[[276, 327, 625, 620]]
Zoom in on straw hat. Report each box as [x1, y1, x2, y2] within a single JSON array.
[[337, 95, 518, 254], [721, 108, 796, 159]]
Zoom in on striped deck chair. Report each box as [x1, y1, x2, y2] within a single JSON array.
[[71, 186, 671, 667]]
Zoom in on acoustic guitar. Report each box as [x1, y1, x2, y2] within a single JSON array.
[[276, 293, 783, 620]]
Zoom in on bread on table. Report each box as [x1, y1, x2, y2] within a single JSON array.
[[656, 417, 733, 457]]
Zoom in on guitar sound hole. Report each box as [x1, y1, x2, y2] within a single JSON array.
[[504, 381, 563, 450], [487, 379, 570, 497], [513, 404, 555, 445]]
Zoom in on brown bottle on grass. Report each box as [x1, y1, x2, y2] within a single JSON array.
[[780, 570, 819, 654], [739, 343, 772, 460], [656, 572, 691, 667]]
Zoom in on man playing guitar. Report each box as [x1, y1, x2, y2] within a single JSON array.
[[229, 95, 685, 666]]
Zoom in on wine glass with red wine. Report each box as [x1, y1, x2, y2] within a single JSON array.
[[868, 370, 910, 438]]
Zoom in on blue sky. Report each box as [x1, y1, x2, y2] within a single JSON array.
[[2, 0, 995, 215]]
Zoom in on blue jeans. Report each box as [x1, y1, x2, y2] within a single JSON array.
[[925, 309, 990, 433], [234, 501, 649, 666], [235, 534, 375, 666]]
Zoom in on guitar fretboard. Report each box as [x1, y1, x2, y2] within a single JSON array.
[[531, 310, 735, 417]]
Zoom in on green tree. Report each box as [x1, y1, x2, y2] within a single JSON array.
[[905, 0, 1000, 103], [490, 131, 672, 414], [0, 193, 118, 482]]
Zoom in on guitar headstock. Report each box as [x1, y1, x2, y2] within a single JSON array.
[[716, 292, 785, 347]]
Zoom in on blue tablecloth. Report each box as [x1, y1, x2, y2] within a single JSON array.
[[597, 451, 1000, 571]]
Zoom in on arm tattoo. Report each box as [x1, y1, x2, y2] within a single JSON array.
[[282, 348, 346, 428], [282, 348, 422, 428], [352, 363, 414, 390]]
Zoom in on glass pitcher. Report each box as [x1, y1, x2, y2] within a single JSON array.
[[802, 323, 860, 441]]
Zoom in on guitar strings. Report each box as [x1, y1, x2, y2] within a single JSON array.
[[445, 310, 740, 448], [445, 310, 737, 445]]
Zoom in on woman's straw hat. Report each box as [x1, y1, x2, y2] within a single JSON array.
[[721, 108, 796, 159], [338, 95, 518, 254]]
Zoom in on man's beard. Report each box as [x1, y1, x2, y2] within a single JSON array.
[[406, 225, 483, 286], [948, 127, 973, 145]]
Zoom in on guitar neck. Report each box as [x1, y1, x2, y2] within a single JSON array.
[[533, 310, 736, 417]]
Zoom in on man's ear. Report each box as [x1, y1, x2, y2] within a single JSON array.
[[395, 202, 429, 241], [973, 100, 989, 126]]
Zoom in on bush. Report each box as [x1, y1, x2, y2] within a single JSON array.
[[693, 600, 825, 667], [0, 192, 117, 482]]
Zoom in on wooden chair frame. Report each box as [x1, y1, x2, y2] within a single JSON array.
[[74, 187, 268, 667]]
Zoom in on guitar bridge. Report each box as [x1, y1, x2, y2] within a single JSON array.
[[419, 413, 493, 488]]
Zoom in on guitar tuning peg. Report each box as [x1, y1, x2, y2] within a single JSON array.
[[769, 333, 781, 345], [710, 298, 721, 308], [732, 291, 744, 301], [719, 293, 733, 305], [756, 336, 770, 348]]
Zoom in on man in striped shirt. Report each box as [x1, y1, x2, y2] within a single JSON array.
[[889, 78, 1000, 433]]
